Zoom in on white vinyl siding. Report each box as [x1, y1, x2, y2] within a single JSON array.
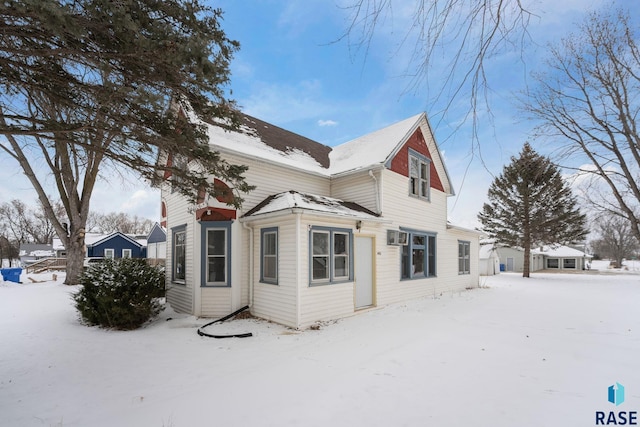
[[330, 170, 379, 214], [250, 217, 299, 327]]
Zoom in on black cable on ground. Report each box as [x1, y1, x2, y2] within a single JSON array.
[[197, 305, 253, 339]]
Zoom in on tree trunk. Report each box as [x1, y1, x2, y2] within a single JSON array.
[[523, 245, 531, 278], [64, 230, 86, 286]]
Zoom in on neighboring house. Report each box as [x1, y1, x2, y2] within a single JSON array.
[[479, 241, 500, 276], [534, 245, 592, 271], [53, 232, 147, 259], [496, 245, 591, 273], [160, 111, 481, 329], [18, 244, 55, 266], [146, 223, 166, 263]]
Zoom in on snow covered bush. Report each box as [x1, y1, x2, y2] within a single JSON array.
[[73, 258, 165, 330]]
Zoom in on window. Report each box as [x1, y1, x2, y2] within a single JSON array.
[[122, 249, 132, 259], [458, 241, 470, 274], [310, 227, 353, 285], [104, 248, 115, 259], [171, 155, 188, 193], [409, 150, 430, 200], [547, 258, 559, 269], [261, 228, 278, 284], [563, 258, 576, 269], [200, 222, 231, 287], [172, 226, 186, 282], [401, 230, 436, 279], [312, 230, 330, 281]]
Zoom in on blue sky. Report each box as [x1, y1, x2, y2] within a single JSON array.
[[0, 0, 622, 228], [213, 0, 610, 228]]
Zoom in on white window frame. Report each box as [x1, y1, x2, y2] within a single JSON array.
[[409, 149, 430, 201], [104, 248, 115, 259], [122, 248, 132, 259]]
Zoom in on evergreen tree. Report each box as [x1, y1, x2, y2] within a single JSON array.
[[478, 143, 587, 277], [0, 0, 253, 285]]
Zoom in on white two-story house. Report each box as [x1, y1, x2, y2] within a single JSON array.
[[160, 112, 480, 329]]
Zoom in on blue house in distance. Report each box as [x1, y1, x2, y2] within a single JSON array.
[[86, 232, 146, 259]]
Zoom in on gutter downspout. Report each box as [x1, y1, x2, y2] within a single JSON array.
[[242, 222, 254, 308], [369, 169, 381, 214], [296, 211, 302, 329]]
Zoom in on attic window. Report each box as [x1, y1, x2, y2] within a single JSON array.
[[171, 155, 188, 193], [409, 149, 430, 201]]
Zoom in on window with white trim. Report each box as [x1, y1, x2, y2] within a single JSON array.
[[458, 241, 470, 274], [310, 227, 353, 284], [261, 228, 278, 284], [104, 248, 115, 259], [563, 258, 576, 269], [547, 258, 559, 269], [122, 248, 132, 259], [401, 230, 436, 279], [409, 150, 430, 200], [172, 226, 186, 283]]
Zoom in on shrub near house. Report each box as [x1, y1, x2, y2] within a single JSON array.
[[74, 259, 165, 330]]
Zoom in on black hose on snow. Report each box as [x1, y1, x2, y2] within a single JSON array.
[[197, 305, 253, 339]]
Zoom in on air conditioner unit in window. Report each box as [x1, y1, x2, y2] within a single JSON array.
[[387, 230, 408, 246]]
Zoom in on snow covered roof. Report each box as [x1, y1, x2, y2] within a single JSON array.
[[205, 114, 330, 176], [52, 232, 146, 250], [242, 191, 381, 220], [200, 111, 449, 181], [479, 243, 499, 259], [328, 113, 424, 175], [532, 245, 592, 258]]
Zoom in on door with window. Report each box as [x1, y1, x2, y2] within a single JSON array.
[[355, 236, 374, 309]]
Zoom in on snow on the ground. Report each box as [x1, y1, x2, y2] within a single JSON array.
[[1, 271, 639, 427]]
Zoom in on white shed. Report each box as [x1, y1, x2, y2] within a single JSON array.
[[479, 242, 500, 276]]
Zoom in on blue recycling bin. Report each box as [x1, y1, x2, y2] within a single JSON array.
[[499, 264, 505, 272], [1, 268, 22, 283]]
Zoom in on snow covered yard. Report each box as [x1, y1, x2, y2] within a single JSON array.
[[1, 271, 639, 427]]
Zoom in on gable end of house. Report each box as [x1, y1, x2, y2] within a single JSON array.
[[387, 127, 445, 192]]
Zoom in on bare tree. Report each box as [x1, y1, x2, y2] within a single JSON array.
[[590, 214, 639, 268], [521, 8, 640, 243], [338, 0, 534, 138], [89, 212, 154, 235], [0, 199, 66, 244]]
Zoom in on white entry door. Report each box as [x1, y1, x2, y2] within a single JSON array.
[[355, 236, 374, 309]]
